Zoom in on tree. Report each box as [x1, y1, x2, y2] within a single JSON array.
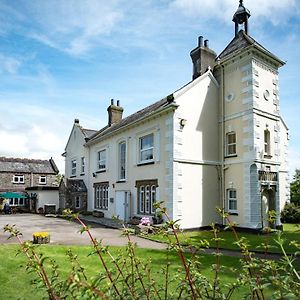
[[290, 169, 300, 206]]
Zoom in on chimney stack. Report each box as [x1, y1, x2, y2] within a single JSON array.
[[190, 36, 217, 80], [107, 99, 123, 126]]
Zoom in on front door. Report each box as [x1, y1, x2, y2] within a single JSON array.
[[115, 191, 130, 221]]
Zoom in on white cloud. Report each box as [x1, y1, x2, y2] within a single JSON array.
[[0, 54, 22, 74], [171, 0, 299, 25], [0, 102, 71, 173], [23, 0, 123, 56]]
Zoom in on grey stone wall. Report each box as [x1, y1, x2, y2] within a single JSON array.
[[0, 172, 57, 192]]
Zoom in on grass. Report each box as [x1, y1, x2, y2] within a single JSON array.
[[0, 243, 288, 300], [147, 223, 300, 254]]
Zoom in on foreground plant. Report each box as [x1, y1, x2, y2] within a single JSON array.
[[3, 206, 300, 299]]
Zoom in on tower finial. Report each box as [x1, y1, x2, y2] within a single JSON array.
[[232, 0, 251, 36]]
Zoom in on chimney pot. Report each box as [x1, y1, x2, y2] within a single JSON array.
[[74, 118, 79, 124], [117, 100, 120, 106], [198, 36, 204, 47], [204, 39, 209, 48], [111, 99, 114, 105]]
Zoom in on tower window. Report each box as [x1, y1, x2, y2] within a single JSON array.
[[226, 132, 237, 157]]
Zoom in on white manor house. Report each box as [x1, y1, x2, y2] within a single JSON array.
[[61, 1, 289, 230]]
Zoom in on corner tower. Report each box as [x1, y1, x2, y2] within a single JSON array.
[[213, 1, 289, 229]]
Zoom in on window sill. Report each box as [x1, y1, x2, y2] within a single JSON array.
[[12, 182, 25, 184], [228, 212, 238, 215], [264, 155, 272, 159], [80, 173, 85, 176], [137, 161, 155, 167], [96, 170, 106, 174], [224, 155, 238, 159], [116, 180, 126, 183], [70, 175, 76, 178]]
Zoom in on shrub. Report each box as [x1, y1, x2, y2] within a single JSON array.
[[3, 206, 300, 300], [281, 203, 300, 223]]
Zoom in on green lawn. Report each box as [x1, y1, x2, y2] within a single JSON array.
[[147, 223, 300, 254], [0, 243, 289, 300]]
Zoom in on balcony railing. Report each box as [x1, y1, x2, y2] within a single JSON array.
[[258, 171, 277, 182]]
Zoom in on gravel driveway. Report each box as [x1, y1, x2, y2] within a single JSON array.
[[0, 213, 166, 249]]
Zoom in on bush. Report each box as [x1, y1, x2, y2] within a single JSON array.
[[281, 203, 300, 223]]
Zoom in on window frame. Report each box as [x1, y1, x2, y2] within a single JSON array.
[[136, 179, 158, 215], [97, 149, 106, 171], [71, 159, 77, 176], [227, 188, 237, 213], [81, 157, 85, 174], [12, 175, 25, 184], [94, 182, 109, 210], [118, 141, 126, 181], [264, 129, 271, 157], [75, 196, 81, 209], [139, 133, 154, 164], [39, 176, 47, 185], [226, 132, 237, 157]]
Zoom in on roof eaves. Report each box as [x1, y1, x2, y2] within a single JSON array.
[[86, 101, 178, 146]]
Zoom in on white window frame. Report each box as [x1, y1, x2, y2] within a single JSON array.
[[97, 150, 106, 171], [71, 159, 77, 176], [75, 196, 81, 209], [264, 129, 271, 156], [12, 175, 25, 184], [94, 183, 109, 210], [139, 133, 154, 163], [81, 157, 85, 174], [226, 132, 236, 156], [138, 184, 157, 215], [39, 176, 47, 185], [9, 197, 25, 206], [227, 189, 237, 213], [119, 142, 126, 180]]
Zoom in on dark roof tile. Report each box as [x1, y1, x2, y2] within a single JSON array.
[[0, 157, 59, 174]]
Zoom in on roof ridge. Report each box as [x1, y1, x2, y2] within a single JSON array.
[[0, 157, 49, 163]]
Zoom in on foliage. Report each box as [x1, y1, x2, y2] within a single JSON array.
[[281, 202, 300, 223], [3, 206, 300, 300], [290, 169, 300, 206]]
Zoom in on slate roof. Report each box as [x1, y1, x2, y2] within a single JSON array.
[[66, 179, 87, 193], [217, 30, 284, 65], [88, 95, 176, 143], [81, 128, 97, 139], [0, 157, 59, 174]]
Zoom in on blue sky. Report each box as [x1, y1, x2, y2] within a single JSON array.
[[0, 0, 299, 175]]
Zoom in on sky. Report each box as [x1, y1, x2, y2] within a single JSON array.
[[0, 0, 299, 176]]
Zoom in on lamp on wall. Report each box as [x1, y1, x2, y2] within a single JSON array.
[[92, 172, 97, 178], [180, 119, 187, 127]]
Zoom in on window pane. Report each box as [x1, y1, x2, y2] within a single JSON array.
[[141, 134, 153, 150], [141, 149, 153, 161]]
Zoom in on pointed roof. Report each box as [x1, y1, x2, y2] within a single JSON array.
[[0, 157, 59, 174], [217, 30, 284, 66]]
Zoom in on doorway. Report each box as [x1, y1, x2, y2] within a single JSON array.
[[115, 191, 131, 221], [261, 188, 276, 228]]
